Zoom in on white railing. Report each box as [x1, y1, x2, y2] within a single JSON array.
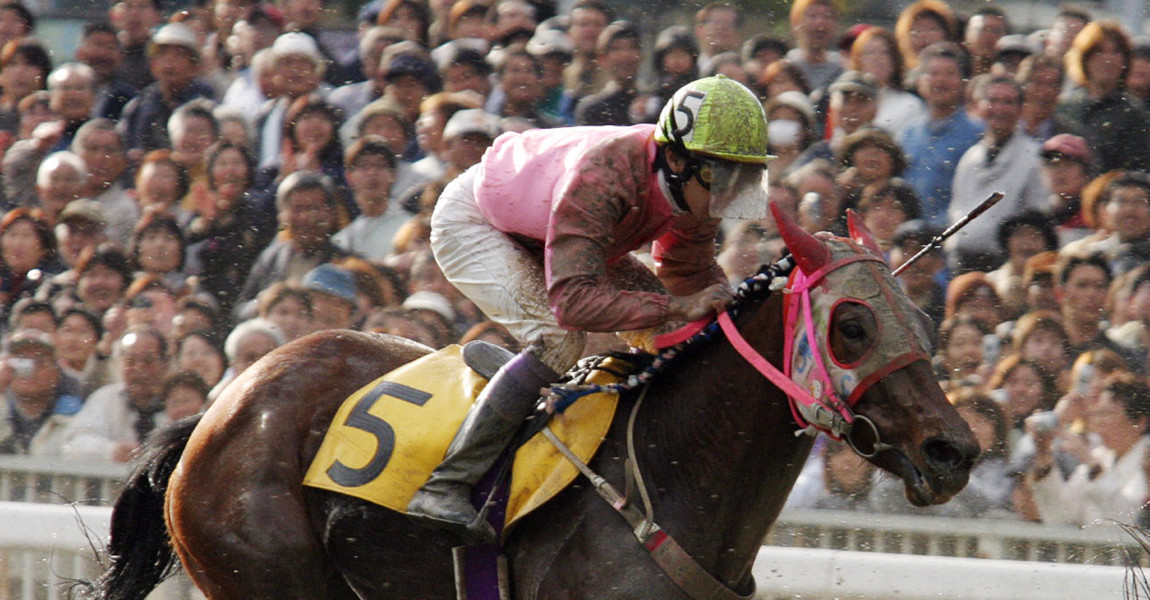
[[2, 502, 1133, 600], [752, 546, 1131, 600], [769, 508, 1147, 566], [0, 502, 194, 600], [1, 456, 1146, 569], [0, 456, 127, 505]]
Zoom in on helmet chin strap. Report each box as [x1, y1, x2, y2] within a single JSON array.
[[654, 146, 695, 214]]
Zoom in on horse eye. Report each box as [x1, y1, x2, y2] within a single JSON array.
[[840, 321, 866, 341], [830, 301, 878, 367]]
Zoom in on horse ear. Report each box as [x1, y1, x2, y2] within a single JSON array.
[[846, 209, 886, 260], [771, 201, 830, 274]]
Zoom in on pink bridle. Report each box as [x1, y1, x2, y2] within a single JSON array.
[[718, 249, 927, 455]]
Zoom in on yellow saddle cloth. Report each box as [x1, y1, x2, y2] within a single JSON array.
[[303, 345, 622, 530]]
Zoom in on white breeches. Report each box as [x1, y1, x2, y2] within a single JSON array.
[[430, 168, 585, 373]]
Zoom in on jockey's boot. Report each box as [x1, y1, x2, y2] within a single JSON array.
[[407, 349, 558, 543]]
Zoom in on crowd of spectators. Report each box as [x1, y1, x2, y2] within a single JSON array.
[[0, 0, 1149, 530]]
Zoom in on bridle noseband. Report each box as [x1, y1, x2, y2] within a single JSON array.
[[718, 249, 926, 457]]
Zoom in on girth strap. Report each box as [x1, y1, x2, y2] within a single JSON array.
[[541, 388, 754, 600]]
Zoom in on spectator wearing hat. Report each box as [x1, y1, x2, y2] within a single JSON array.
[[402, 290, 457, 348], [72, 119, 139, 249], [525, 27, 574, 124], [301, 263, 357, 331], [277, 0, 349, 87], [377, 44, 442, 129], [236, 171, 355, 318], [35, 200, 106, 311], [328, 26, 403, 121], [992, 34, 1034, 76], [1017, 55, 1082, 142], [75, 22, 137, 122], [255, 31, 330, 172], [398, 91, 481, 200], [946, 75, 1048, 273], [109, 0, 161, 91], [0, 328, 83, 455], [119, 23, 215, 162], [786, 0, 843, 91], [1038, 133, 1094, 243], [439, 107, 501, 179], [62, 326, 169, 462], [899, 42, 983, 230], [439, 46, 494, 101], [333, 136, 412, 261], [963, 6, 1010, 78], [54, 200, 107, 272], [574, 21, 642, 127], [793, 70, 878, 172]]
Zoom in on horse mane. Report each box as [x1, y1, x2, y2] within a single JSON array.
[[547, 256, 795, 412]]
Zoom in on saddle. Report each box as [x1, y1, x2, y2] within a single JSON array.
[[302, 341, 626, 534]]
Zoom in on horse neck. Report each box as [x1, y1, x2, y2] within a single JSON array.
[[632, 292, 815, 586]]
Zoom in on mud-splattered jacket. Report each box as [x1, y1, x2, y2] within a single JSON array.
[[473, 124, 726, 332]]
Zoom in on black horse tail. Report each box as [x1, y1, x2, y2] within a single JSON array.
[[86, 415, 201, 600]]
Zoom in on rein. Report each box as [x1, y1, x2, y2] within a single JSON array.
[[540, 251, 913, 600], [726, 252, 897, 455]]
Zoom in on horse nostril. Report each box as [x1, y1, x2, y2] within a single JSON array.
[[921, 437, 975, 472]]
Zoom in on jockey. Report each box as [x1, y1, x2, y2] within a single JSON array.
[[407, 75, 772, 540]]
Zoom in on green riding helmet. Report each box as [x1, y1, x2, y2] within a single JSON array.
[[655, 75, 772, 220], [654, 74, 772, 165]]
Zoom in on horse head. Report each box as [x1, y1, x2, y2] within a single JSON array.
[[771, 204, 978, 506]]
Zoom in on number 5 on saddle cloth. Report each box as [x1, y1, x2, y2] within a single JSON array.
[[303, 341, 626, 536]]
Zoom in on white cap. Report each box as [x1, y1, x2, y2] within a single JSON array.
[[442, 108, 502, 141], [526, 28, 573, 57], [272, 32, 323, 65], [151, 23, 200, 59], [403, 291, 455, 321]]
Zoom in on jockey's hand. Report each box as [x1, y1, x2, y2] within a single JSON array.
[[668, 284, 734, 322]]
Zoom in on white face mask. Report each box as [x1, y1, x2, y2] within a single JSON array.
[[768, 119, 803, 146]]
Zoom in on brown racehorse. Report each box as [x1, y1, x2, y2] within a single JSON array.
[[89, 211, 979, 600]]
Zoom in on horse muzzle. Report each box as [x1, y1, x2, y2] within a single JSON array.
[[878, 436, 978, 507]]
